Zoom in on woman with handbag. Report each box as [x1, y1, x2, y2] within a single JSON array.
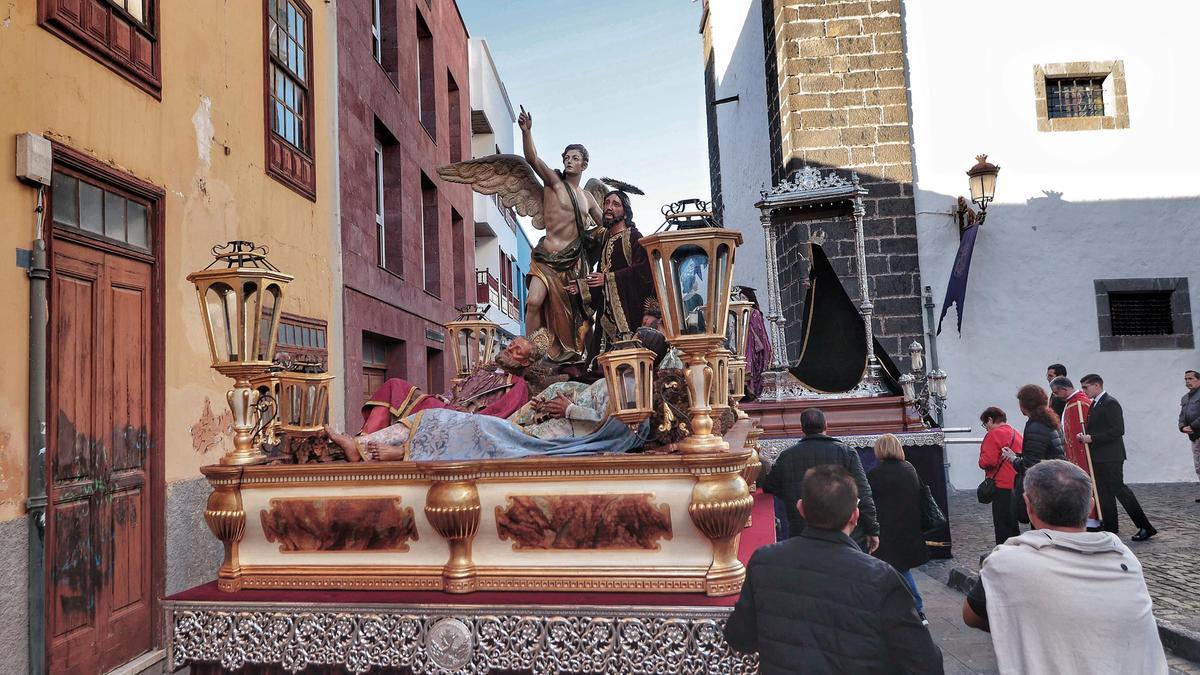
[[867, 433, 931, 623], [1002, 385, 1066, 526], [978, 406, 1023, 544]]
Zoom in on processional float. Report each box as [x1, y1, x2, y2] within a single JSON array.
[[186, 211, 761, 599]]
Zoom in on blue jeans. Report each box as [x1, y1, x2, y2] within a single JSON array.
[[899, 569, 924, 613]]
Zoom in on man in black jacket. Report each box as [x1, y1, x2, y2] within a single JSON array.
[[725, 465, 943, 674], [1076, 373, 1157, 541], [761, 408, 879, 552]]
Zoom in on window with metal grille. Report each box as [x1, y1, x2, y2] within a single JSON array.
[[1109, 291, 1173, 336], [1047, 77, 1105, 119]]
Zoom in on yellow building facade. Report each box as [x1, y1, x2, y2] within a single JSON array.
[[0, 1, 341, 672]]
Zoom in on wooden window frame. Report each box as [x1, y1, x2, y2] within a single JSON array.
[[38, 0, 162, 98], [277, 312, 329, 365], [263, 0, 317, 200]]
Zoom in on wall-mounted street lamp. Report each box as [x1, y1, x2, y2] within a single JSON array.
[[957, 154, 1000, 230]]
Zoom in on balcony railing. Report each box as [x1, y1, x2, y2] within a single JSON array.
[[476, 269, 522, 321]]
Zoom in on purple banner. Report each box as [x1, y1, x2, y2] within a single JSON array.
[[937, 222, 980, 335]]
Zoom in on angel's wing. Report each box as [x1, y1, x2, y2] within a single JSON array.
[[438, 155, 545, 229], [584, 178, 608, 215]]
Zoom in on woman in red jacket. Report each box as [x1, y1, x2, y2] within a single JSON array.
[[979, 406, 1023, 544]]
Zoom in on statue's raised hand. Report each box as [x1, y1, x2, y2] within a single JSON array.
[[518, 105, 532, 131]]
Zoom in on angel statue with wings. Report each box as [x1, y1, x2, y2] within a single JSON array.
[[440, 107, 615, 367]]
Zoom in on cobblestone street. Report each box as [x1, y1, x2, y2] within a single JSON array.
[[922, 482, 1200, 667]]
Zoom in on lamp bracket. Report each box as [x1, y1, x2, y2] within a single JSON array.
[[955, 196, 986, 233]]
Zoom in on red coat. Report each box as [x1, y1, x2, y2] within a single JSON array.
[[979, 424, 1022, 490]]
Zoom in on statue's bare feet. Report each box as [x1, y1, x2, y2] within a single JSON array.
[[364, 441, 406, 462], [324, 425, 364, 461]]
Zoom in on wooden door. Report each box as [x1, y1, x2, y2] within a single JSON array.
[[48, 239, 154, 675]]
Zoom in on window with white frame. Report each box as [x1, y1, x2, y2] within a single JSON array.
[[371, 0, 382, 63], [374, 139, 386, 268]]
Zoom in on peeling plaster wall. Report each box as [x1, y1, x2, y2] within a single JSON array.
[[0, 517, 29, 675], [904, 1, 1200, 486], [0, 0, 339, 501]]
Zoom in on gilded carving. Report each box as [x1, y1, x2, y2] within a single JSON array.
[[260, 497, 418, 552], [495, 494, 672, 551]]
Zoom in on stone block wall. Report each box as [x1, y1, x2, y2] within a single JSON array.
[[763, 0, 924, 367]]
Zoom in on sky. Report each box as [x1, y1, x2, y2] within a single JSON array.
[[456, 0, 710, 239]]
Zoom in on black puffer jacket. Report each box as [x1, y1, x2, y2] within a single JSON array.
[[1013, 419, 1065, 472], [724, 528, 943, 675]]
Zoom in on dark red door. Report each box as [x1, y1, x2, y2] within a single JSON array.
[[48, 239, 154, 674]]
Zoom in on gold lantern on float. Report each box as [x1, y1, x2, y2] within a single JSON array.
[[727, 293, 755, 417], [446, 307, 499, 380], [187, 241, 294, 465], [278, 359, 335, 437], [597, 334, 656, 428], [642, 200, 742, 454]]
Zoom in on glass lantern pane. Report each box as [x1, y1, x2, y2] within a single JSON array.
[[456, 329, 471, 374], [205, 284, 237, 361], [238, 281, 259, 361], [617, 365, 638, 409], [712, 244, 730, 336], [726, 310, 737, 352], [259, 284, 282, 360], [671, 246, 709, 335]]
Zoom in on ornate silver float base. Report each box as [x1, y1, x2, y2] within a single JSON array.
[[164, 600, 759, 674], [756, 429, 945, 465], [757, 369, 888, 402]]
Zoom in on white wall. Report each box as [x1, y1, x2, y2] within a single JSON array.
[[469, 38, 522, 335], [904, 0, 1200, 486], [707, 0, 774, 294]]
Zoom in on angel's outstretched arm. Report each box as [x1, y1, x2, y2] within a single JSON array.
[[519, 107, 558, 186]]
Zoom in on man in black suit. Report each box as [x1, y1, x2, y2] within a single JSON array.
[[1046, 363, 1067, 417], [1076, 373, 1157, 541]]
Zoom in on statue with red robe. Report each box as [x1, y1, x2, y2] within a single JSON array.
[[360, 337, 537, 435]]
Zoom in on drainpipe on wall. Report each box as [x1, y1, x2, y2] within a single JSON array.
[[27, 185, 49, 675]]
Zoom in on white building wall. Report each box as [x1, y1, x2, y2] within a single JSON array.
[[469, 38, 522, 335], [706, 0, 773, 294], [904, 0, 1200, 486]]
